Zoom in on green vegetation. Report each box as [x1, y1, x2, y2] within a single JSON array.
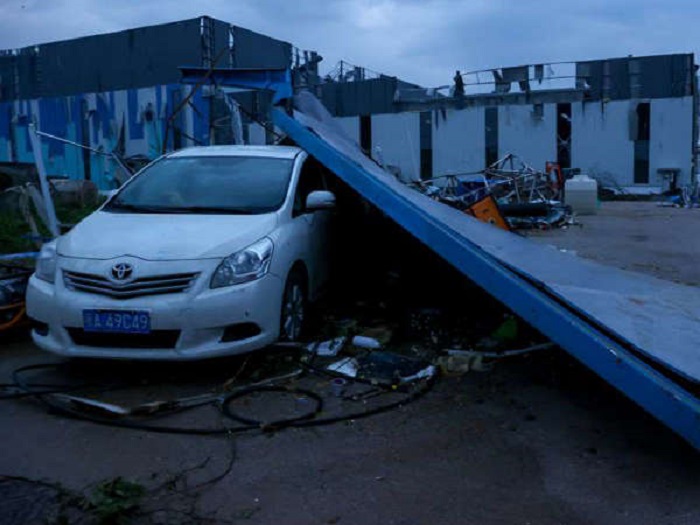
[[0, 199, 104, 255], [82, 477, 146, 525]]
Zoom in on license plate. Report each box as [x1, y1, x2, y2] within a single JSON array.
[[83, 310, 151, 334]]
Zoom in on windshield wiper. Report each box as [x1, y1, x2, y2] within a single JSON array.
[[155, 206, 266, 215], [104, 202, 172, 213], [105, 202, 270, 215]]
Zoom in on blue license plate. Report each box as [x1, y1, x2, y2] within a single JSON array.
[[83, 310, 151, 334]]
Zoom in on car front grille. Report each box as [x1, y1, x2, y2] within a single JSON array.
[[66, 328, 180, 349], [63, 270, 199, 299]]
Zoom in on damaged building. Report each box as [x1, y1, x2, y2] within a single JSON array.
[[333, 55, 698, 193], [0, 16, 318, 189], [0, 17, 696, 194]]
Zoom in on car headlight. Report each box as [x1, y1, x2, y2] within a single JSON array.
[[210, 238, 274, 289], [35, 243, 57, 283]]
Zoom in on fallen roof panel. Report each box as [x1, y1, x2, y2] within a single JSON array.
[[272, 94, 700, 449], [178, 68, 700, 450]]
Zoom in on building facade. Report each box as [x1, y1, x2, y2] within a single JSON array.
[[0, 18, 695, 194], [334, 54, 698, 192], [0, 17, 299, 189]]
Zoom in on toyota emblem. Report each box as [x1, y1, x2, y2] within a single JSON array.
[[111, 262, 133, 281]]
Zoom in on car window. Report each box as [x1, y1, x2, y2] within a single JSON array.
[[293, 157, 327, 216], [104, 156, 294, 215]]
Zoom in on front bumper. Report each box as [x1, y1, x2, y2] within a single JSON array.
[[26, 258, 284, 361]]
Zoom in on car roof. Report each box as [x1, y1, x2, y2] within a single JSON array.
[[168, 145, 303, 160]]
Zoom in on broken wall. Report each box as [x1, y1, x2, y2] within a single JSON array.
[[572, 97, 694, 189], [498, 104, 556, 170]]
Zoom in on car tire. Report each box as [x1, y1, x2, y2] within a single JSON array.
[[280, 267, 307, 342]]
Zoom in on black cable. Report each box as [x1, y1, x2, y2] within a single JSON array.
[[7, 360, 437, 436], [293, 374, 436, 428], [8, 362, 122, 401], [221, 386, 323, 431]]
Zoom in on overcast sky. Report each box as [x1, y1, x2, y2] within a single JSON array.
[[0, 0, 697, 87]]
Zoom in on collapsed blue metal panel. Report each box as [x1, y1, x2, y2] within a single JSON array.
[[272, 107, 700, 451], [180, 67, 293, 104]]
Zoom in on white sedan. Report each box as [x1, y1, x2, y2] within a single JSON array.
[[26, 145, 336, 360]]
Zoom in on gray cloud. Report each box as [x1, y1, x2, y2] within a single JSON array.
[[0, 0, 697, 87]]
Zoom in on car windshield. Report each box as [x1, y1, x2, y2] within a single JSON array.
[[104, 155, 295, 214]]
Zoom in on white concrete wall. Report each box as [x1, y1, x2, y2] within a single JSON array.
[[650, 97, 694, 187], [432, 107, 485, 176], [572, 100, 636, 187], [330, 96, 694, 190], [572, 97, 694, 189], [371, 112, 421, 182], [335, 116, 360, 145], [499, 104, 556, 170]]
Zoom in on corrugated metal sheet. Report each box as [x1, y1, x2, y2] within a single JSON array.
[[0, 18, 293, 102], [231, 26, 291, 69], [38, 19, 202, 97], [319, 78, 400, 117], [577, 54, 694, 101]]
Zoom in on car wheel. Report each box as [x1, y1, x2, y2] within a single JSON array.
[[280, 268, 307, 342]]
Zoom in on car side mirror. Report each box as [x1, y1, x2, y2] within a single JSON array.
[[306, 190, 336, 211]]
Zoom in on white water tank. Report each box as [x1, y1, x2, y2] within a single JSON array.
[[565, 174, 598, 215]]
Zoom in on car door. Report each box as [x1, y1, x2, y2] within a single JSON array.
[[292, 157, 329, 299]]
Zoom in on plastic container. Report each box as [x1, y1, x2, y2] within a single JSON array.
[[564, 174, 598, 215]]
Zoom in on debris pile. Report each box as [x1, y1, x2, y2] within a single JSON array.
[[411, 154, 577, 230], [657, 182, 700, 209], [307, 307, 553, 388]]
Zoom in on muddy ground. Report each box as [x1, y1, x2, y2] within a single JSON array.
[[1, 201, 699, 525]]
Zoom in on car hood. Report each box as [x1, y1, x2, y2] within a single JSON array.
[[57, 211, 279, 260]]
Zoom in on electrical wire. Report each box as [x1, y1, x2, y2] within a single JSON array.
[[220, 385, 324, 431], [6, 359, 437, 436]]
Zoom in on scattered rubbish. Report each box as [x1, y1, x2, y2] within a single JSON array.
[[436, 354, 490, 375], [51, 394, 131, 417], [410, 154, 578, 230], [437, 342, 555, 376], [491, 316, 519, 344], [356, 351, 432, 385], [308, 337, 346, 357], [357, 326, 393, 345], [656, 183, 700, 209], [327, 357, 359, 378], [399, 365, 436, 384], [477, 316, 519, 349], [351, 335, 382, 349], [330, 377, 347, 397], [465, 195, 510, 231], [445, 342, 556, 359]]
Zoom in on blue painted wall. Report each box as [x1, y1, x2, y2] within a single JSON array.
[[0, 83, 210, 189]]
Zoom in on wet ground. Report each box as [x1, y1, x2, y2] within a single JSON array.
[[526, 201, 700, 286], [1, 201, 699, 524]]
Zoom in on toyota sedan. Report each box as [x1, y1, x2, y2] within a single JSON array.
[[26, 145, 335, 360]]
